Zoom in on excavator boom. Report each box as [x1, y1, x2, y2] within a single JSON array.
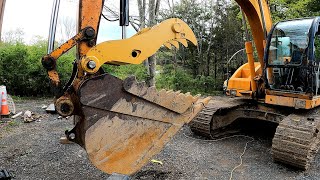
[[42, 0, 209, 175], [236, 0, 272, 69], [225, 0, 273, 97]]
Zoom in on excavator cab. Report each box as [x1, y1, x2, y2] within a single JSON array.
[[264, 17, 320, 108], [265, 18, 319, 93]]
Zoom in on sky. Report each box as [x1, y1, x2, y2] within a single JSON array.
[[2, 0, 137, 44]]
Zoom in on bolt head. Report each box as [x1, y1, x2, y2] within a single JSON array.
[[87, 39, 96, 47], [42, 56, 56, 70], [172, 23, 182, 33], [87, 60, 96, 69], [85, 28, 95, 38]]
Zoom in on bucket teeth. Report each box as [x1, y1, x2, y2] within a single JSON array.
[[168, 40, 180, 49], [164, 42, 172, 49], [165, 39, 188, 49], [176, 39, 188, 47], [124, 76, 200, 113]]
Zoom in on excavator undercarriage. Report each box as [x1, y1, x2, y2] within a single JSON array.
[[190, 97, 320, 169]]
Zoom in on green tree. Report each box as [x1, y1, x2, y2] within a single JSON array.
[[0, 42, 30, 96], [157, 0, 244, 94], [270, 0, 320, 22], [0, 37, 75, 96], [307, 0, 320, 14]]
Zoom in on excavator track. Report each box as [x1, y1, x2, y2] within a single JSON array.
[[272, 113, 320, 169], [191, 96, 320, 169], [189, 96, 245, 138]]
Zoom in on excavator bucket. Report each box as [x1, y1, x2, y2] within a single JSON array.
[[45, 17, 209, 175], [68, 74, 210, 175], [69, 18, 209, 175]]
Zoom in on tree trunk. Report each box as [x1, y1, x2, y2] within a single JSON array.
[[137, 0, 150, 76], [214, 56, 217, 80], [146, 0, 161, 87], [137, 0, 146, 28]]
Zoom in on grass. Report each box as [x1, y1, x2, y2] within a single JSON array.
[[7, 120, 20, 127], [10, 95, 52, 102], [0, 119, 21, 132]]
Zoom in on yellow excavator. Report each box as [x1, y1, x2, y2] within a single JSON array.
[[43, 0, 320, 176], [42, 0, 209, 176], [190, 0, 320, 170]]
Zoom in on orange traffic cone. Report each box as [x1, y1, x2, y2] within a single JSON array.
[[1, 92, 9, 116], [0, 91, 1, 114]]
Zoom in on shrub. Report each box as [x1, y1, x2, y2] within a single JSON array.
[[156, 64, 223, 95], [0, 41, 74, 96]]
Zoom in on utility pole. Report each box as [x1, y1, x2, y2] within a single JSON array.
[[0, 0, 6, 42]]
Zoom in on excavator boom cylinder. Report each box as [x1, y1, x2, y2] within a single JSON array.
[[245, 41, 257, 92]]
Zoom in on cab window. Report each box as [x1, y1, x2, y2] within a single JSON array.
[[268, 19, 313, 66]]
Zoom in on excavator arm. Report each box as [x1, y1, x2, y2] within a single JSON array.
[[42, 0, 209, 175], [81, 18, 197, 74], [236, 0, 272, 65], [226, 0, 273, 97]]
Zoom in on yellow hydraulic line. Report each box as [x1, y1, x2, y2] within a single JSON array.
[[245, 41, 257, 92]]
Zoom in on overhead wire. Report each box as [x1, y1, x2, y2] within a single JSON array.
[[101, 13, 119, 22], [102, 4, 150, 27], [102, 5, 119, 21]]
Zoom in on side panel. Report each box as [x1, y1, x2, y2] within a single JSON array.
[[265, 94, 320, 109], [227, 62, 261, 96]]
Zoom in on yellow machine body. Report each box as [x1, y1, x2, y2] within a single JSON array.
[[225, 0, 320, 109], [226, 62, 261, 97]]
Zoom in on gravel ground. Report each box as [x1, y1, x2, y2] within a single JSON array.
[[0, 98, 320, 180]]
